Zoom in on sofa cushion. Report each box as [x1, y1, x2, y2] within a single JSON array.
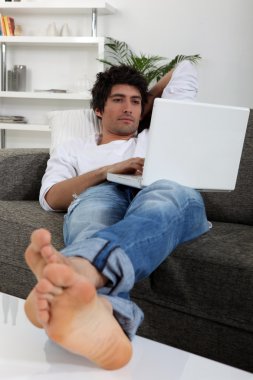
[[150, 222, 253, 333], [202, 110, 253, 225], [0, 200, 64, 297], [131, 277, 253, 373], [0, 149, 49, 201]]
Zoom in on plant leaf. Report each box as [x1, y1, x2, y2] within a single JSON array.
[[98, 37, 202, 85]]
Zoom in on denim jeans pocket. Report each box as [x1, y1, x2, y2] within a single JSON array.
[[63, 197, 81, 240]]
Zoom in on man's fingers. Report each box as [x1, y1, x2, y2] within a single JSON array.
[[107, 157, 145, 175], [129, 157, 144, 167]]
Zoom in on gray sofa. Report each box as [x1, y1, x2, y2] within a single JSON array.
[[0, 110, 252, 373]]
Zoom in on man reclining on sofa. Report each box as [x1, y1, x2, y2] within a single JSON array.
[[23, 63, 209, 370]]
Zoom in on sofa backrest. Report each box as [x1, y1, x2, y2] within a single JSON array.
[[0, 149, 49, 201], [0, 111, 252, 224], [202, 109, 253, 225]]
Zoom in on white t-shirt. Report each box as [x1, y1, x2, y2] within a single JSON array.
[[39, 129, 149, 211]]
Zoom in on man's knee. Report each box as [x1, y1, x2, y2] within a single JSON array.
[[146, 179, 194, 194], [143, 179, 204, 207]]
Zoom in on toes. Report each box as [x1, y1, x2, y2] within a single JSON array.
[[37, 309, 50, 324], [40, 245, 58, 264], [43, 264, 75, 288], [40, 243, 69, 267], [36, 298, 50, 314], [36, 297, 50, 324], [30, 229, 52, 251], [24, 229, 53, 274], [36, 278, 63, 298]]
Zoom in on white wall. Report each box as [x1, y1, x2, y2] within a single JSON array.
[[2, 0, 253, 148], [105, 0, 253, 108]]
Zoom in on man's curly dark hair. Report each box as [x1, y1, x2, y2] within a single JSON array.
[[90, 65, 148, 116]]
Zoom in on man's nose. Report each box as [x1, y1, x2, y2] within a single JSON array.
[[123, 100, 133, 113], [123, 109, 132, 114]]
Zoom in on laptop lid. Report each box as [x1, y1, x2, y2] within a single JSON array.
[[142, 99, 249, 191]]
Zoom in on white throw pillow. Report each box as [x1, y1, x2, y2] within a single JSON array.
[[48, 108, 101, 154]]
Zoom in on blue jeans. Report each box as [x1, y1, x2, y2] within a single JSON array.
[[61, 180, 209, 339]]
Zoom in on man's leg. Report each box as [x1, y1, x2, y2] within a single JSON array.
[[25, 180, 208, 367], [63, 182, 132, 246], [24, 228, 108, 326], [62, 180, 209, 338], [94, 179, 209, 280], [25, 182, 132, 324], [24, 231, 132, 370], [25, 182, 134, 369], [60, 183, 144, 338]]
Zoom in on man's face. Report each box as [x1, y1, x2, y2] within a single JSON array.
[[95, 84, 142, 139]]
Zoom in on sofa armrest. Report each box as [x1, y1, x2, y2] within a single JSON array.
[[0, 149, 49, 200]]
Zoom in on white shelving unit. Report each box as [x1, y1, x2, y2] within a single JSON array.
[[0, 123, 50, 132], [0, 90, 91, 100], [0, 36, 105, 46], [0, 1, 116, 15], [0, 1, 116, 148]]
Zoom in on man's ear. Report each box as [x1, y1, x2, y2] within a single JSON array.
[[95, 108, 103, 118]]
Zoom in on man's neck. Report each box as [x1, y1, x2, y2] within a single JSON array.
[[99, 133, 136, 145]]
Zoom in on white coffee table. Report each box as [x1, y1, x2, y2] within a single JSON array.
[[0, 292, 252, 380]]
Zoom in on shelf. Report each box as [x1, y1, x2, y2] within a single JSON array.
[[0, 91, 91, 100], [0, 123, 50, 132], [0, 36, 105, 47], [0, 0, 114, 148], [0, 1, 116, 15]]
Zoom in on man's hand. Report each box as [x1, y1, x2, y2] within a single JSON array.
[[107, 157, 144, 176]]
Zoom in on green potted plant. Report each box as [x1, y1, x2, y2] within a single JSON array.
[[99, 37, 201, 85]]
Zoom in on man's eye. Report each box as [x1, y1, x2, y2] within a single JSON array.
[[113, 98, 122, 102]]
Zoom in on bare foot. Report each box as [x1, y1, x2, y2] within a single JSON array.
[[25, 228, 106, 287], [35, 263, 132, 370], [24, 229, 71, 327], [24, 228, 107, 329]]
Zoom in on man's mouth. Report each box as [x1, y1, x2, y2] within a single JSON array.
[[119, 117, 134, 123]]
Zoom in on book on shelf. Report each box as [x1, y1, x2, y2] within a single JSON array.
[[0, 14, 6, 36], [0, 15, 15, 36], [34, 89, 68, 93], [0, 115, 27, 124]]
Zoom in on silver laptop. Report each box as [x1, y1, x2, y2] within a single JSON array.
[[107, 99, 249, 191]]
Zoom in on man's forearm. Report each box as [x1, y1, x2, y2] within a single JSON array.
[[142, 69, 174, 118], [45, 166, 108, 211], [45, 157, 145, 211]]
